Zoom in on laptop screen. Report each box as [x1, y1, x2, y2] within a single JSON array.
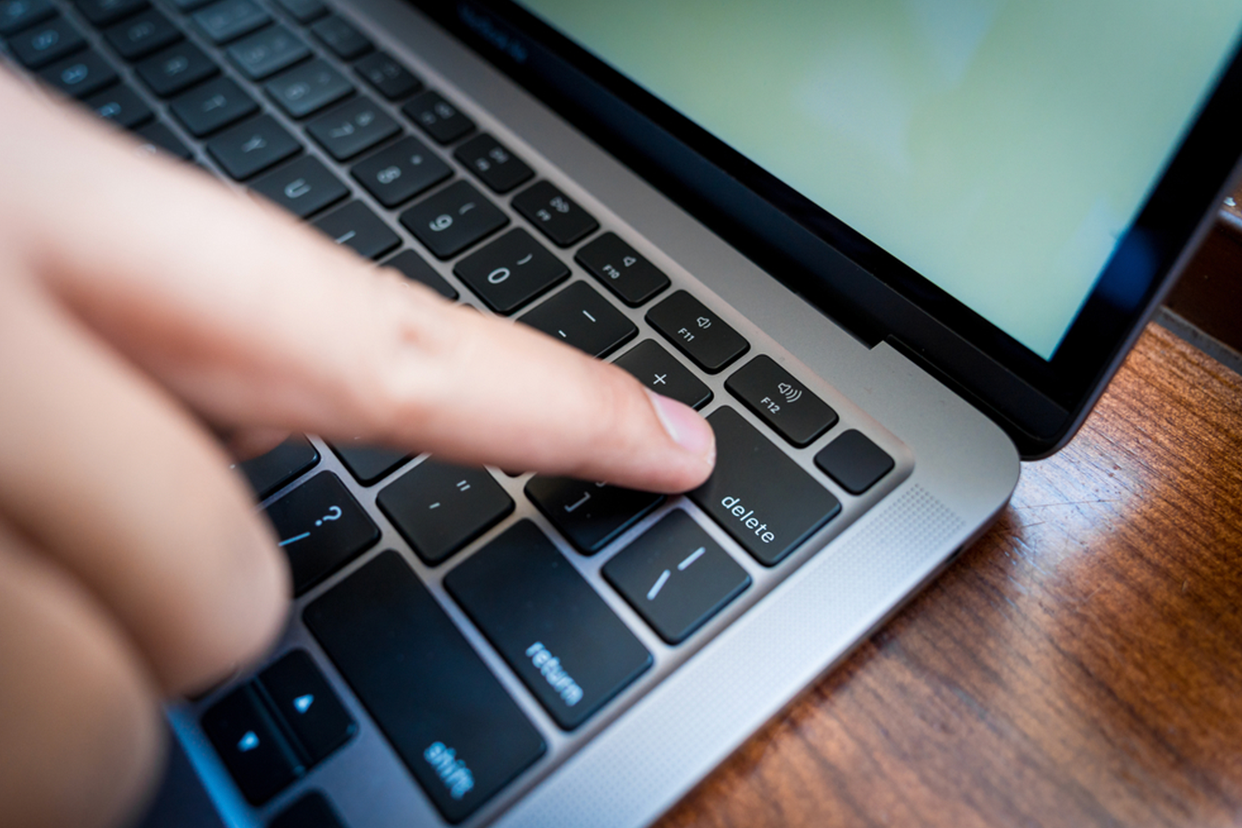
[[514, 1, 1242, 360]]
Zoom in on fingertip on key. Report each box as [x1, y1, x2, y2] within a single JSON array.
[[645, 389, 715, 472]]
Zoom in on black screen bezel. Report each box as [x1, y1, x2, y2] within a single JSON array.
[[415, 0, 1242, 456]]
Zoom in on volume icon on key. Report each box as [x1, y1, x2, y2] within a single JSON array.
[[777, 382, 802, 404]]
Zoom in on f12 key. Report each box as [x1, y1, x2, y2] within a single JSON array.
[[726, 355, 838, 447]]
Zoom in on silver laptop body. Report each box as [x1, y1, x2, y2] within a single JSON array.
[[5, 0, 1232, 825]]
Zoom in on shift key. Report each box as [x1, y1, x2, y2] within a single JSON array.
[[689, 407, 840, 566], [304, 551, 545, 823]]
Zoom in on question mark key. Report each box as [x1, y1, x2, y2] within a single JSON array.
[[264, 472, 380, 596]]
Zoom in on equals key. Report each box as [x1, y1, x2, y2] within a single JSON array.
[[377, 460, 514, 566]]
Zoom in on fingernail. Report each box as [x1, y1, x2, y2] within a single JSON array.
[[646, 390, 715, 465]]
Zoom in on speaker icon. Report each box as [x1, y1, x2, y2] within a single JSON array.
[[777, 382, 802, 404]]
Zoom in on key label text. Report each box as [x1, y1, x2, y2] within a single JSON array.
[[424, 741, 475, 800], [720, 495, 776, 544], [525, 641, 583, 707]]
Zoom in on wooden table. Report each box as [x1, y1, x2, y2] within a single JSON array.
[[660, 323, 1242, 827]]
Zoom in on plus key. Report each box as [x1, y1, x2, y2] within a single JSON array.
[[612, 340, 712, 409]]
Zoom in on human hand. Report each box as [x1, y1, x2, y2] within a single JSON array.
[[0, 70, 714, 828]]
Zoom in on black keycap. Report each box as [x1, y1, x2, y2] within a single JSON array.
[[376, 459, 513, 566], [10, 16, 85, 69], [263, 471, 380, 594], [512, 180, 598, 248], [328, 439, 409, 485], [272, 0, 325, 24], [103, 8, 179, 61], [350, 134, 450, 208], [383, 249, 458, 299], [226, 24, 308, 80], [88, 82, 153, 128], [454, 132, 533, 194], [310, 13, 369, 60], [575, 232, 670, 307], [193, 0, 268, 44], [646, 290, 749, 374], [136, 41, 218, 97], [269, 793, 345, 828], [689, 407, 840, 566], [304, 551, 546, 823], [170, 76, 257, 136], [201, 684, 303, 806], [167, 0, 211, 12], [445, 521, 652, 730], [813, 429, 894, 495], [133, 120, 193, 159], [206, 114, 300, 179], [39, 50, 117, 99], [266, 58, 352, 118], [400, 180, 507, 259], [306, 95, 399, 160], [250, 154, 348, 218], [452, 228, 567, 314], [603, 510, 750, 644], [401, 89, 473, 144], [613, 340, 712, 410], [525, 476, 662, 555], [518, 281, 637, 359], [235, 435, 319, 499], [313, 200, 400, 260], [726, 355, 837, 448], [258, 650, 356, 764], [355, 50, 420, 100], [0, 0, 54, 36], [73, 0, 146, 27]]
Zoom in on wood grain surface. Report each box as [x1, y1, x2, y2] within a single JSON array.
[[659, 323, 1242, 828]]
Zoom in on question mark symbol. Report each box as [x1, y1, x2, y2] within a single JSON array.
[[315, 506, 343, 527]]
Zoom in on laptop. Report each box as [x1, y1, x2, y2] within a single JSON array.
[[4, 1, 1240, 826]]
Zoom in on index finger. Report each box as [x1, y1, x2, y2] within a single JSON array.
[[4, 77, 715, 493]]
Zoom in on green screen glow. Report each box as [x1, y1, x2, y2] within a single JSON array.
[[520, 0, 1242, 358]]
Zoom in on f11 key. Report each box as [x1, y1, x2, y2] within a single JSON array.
[[646, 290, 748, 374]]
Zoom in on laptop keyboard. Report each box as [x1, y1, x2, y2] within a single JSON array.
[[1, 1, 908, 823]]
